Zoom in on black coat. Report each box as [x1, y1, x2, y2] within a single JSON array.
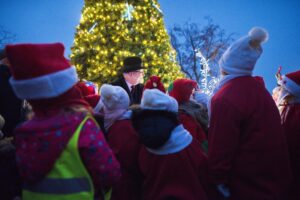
[[111, 76, 144, 105], [0, 140, 21, 199], [0, 65, 23, 137]]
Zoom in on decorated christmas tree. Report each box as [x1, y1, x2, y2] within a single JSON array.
[[71, 0, 183, 85]]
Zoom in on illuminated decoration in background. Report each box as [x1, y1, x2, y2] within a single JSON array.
[[275, 66, 283, 84], [71, 0, 183, 86], [151, 0, 163, 14], [88, 22, 98, 33], [122, 3, 134, 21], [196, 49, 219, 95], [84, 80, 98, 94]]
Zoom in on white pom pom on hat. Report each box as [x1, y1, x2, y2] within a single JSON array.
[[219, 27, 269, 75], [100, 84, 130, 110], [248, 27, 269, 44]]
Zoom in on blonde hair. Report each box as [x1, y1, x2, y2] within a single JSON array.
[[63, 104, 92, 116], [278, 94, 295, 114]]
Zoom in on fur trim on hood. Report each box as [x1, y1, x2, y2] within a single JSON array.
[[179, 100, 209, 133]]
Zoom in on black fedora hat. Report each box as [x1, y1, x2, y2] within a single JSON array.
[[122, 56, 144, 73]]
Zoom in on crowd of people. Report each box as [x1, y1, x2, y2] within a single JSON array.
[[0, 27, 299, 200]]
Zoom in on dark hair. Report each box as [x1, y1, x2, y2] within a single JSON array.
[[131, 109, 179, 149]]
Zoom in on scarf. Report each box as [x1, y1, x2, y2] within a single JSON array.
[[146, 125, 192, 155], [103, 107, 129, 131]]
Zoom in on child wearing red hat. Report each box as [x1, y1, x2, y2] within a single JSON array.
[[168, 78, 208, 151], [278, 70, 300, 200], [6, 43, 121, 200], [143, 75, 166, 93]]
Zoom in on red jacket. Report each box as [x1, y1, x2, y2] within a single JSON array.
[[281, 103, 300, 200], [107, 119, 142, 200], [208, 76, 291, 200], [139, 139, 208, 200]]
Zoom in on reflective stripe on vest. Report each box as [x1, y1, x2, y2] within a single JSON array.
[[23, 177, 91, 194]]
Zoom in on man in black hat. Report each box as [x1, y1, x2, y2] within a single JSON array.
[[111, 56, 144, 105]]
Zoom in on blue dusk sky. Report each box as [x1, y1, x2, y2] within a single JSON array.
[[1, 0, 299, 91]]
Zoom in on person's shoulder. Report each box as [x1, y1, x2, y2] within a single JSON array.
[[110, 79, 120, 86], [111, 76, 125, 86], [135, 83, 144, 90], [215, 76, 255, 98]]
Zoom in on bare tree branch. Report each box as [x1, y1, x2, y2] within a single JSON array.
[[0, 26, 16, 48], [169, 18, 234, 84]]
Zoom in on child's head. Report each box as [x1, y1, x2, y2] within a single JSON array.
[[276, 70, 300, 106], [219, 27, 268, 75], [143, 75, 166, 93], [99, 84, 130, 112], [132, 89, 179, 149], [168, 78, 198, 104]]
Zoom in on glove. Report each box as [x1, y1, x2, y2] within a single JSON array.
[[216, 184, 231, 198]]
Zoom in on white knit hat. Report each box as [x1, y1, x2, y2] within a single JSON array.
[[100, 84, 130, 110], [141, 89, 178, 112], [219, 27, 269, 75]]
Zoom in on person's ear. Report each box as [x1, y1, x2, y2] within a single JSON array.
[[221, 70, 228, 76]]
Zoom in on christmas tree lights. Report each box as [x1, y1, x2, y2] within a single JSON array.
[[71, 0, 183, 86]]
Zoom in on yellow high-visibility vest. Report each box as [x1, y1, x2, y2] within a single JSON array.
[[22, 115, 95, 200]]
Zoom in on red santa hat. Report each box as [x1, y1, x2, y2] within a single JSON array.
[[100, 84, 130, 110], [142, 89, 178, 112], [219, 27, 269, 75], [282, 70, 300, 96], [77, 81, 95, 97], [143, 75, 166, 93], [6, 43, 78, 100], [168, 78, 198, 104], [84, 94, 103, 113], [86, 85, 96, 95]]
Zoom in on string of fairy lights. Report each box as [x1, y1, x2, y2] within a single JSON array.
[[196, 49, 219, 95]]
